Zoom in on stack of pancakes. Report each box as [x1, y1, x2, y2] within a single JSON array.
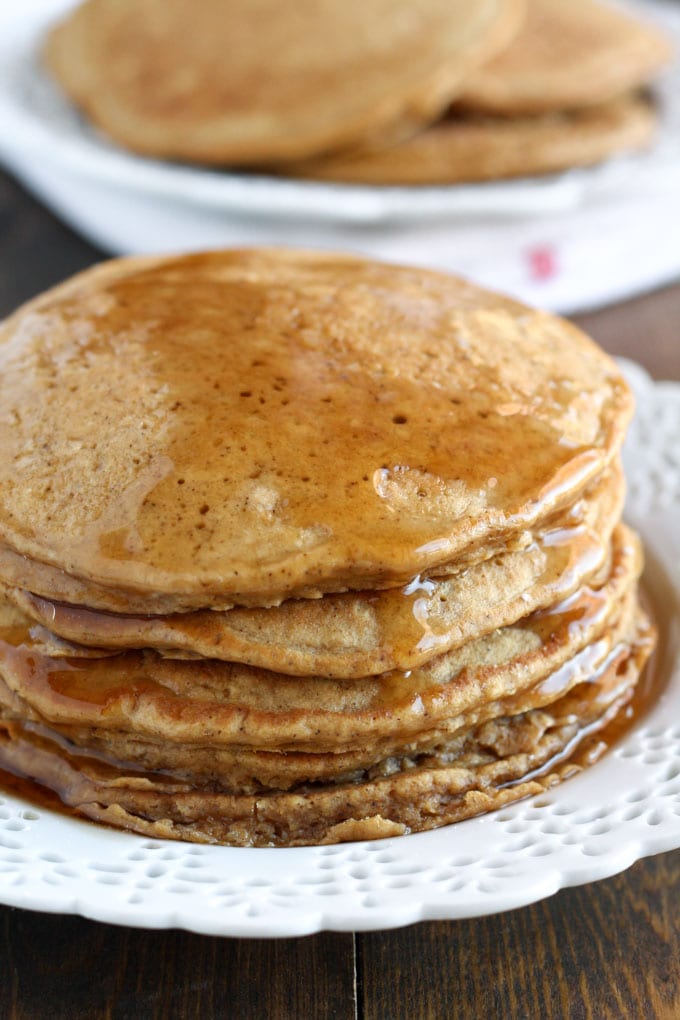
[[0, 250, 655, 846], [45, 0, 672, 184]]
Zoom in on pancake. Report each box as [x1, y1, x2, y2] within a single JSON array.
[[457, 0, 672, 116], [0, 249, 654, 846], [0, 531, 543, 618], [4, 464, 624, 677], [0, 579, 642, 794], [0, 251, 633, 611], [0, 526, 641, 774], [0, 612, 653, 845], [44, 0, 510, 164], [281, 93, 656, 185]]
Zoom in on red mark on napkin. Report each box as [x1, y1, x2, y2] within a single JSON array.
[[527, 244, 558, 282]]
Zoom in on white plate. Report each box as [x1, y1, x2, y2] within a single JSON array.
[[1, 2, 680, 314], [0, 359, 678, 938], [2, 0, 678, 226]]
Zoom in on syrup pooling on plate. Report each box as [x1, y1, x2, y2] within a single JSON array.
[[0, 252, 631, 606]]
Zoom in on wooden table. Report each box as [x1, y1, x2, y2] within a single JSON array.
[[0, 168, 678, 1020]]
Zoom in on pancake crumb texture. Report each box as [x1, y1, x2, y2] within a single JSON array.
[[0, 250, 655, 846]]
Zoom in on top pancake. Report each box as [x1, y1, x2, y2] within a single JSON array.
[[457, 0, 672, 116], [44, 0, 509, 164], [0, 250, 632, 609]]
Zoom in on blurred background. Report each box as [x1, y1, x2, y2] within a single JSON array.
[[0, 0, 679, 315]]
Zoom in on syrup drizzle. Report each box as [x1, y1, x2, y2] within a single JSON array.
[[0, 586, 663, 830], [0, 253, 627, 601]]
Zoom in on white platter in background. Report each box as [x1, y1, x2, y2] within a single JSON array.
[[0, 0, 679, 312]]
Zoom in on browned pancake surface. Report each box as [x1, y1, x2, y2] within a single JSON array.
[[458, 0, 672, 116], [0, 251, 632, 611], [5, 465, 623, 677], [283, 94, 656, 185], [45, 0, 510, 163]]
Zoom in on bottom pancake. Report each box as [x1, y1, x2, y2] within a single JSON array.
[[281, 93, 655, 185], [0, 610, 653, 846]]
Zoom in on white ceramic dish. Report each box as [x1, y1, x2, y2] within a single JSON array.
[[0, 359, 677, 938], [1, 1, 680, 313], [3, 0, 678, 226]]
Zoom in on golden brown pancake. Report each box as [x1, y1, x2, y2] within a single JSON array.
[[44, 0, 511, 164], [281, 93, 656, 185], [457, 0, 672, 116], [0, 611, 653, 845], [0, 251, 633, 612], [0, 582, 642, 794], [0, 526, 641, 778], [4, 464, 623, 677], [0, 249, 654, 847]]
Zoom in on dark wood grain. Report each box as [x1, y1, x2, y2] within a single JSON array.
[[359, 853, 680, 1020], [0, 174, 95, 318], [0, 166, 678, 1020], [0, 910, 356, 1020], [575, 291, 680, 381]]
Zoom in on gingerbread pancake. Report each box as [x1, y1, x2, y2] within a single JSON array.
[[4, 464, 623, 678], [0, 249, 654, 847], [0, 251, 632, 612], [457, 0, 672, 116], [282, 94, 655, 185], [44, 0, 511, 164]]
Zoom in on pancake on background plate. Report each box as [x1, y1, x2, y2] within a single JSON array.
[[277, 0, 670, 184], [279, 94, 656, 185], [0, 250, 655, 846], [44, 0, 672, 183], [457, 0, 673, 116], [44, 0, 513, 164]]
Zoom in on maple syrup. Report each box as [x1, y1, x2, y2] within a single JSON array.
[[0, 253, 628, 604]]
